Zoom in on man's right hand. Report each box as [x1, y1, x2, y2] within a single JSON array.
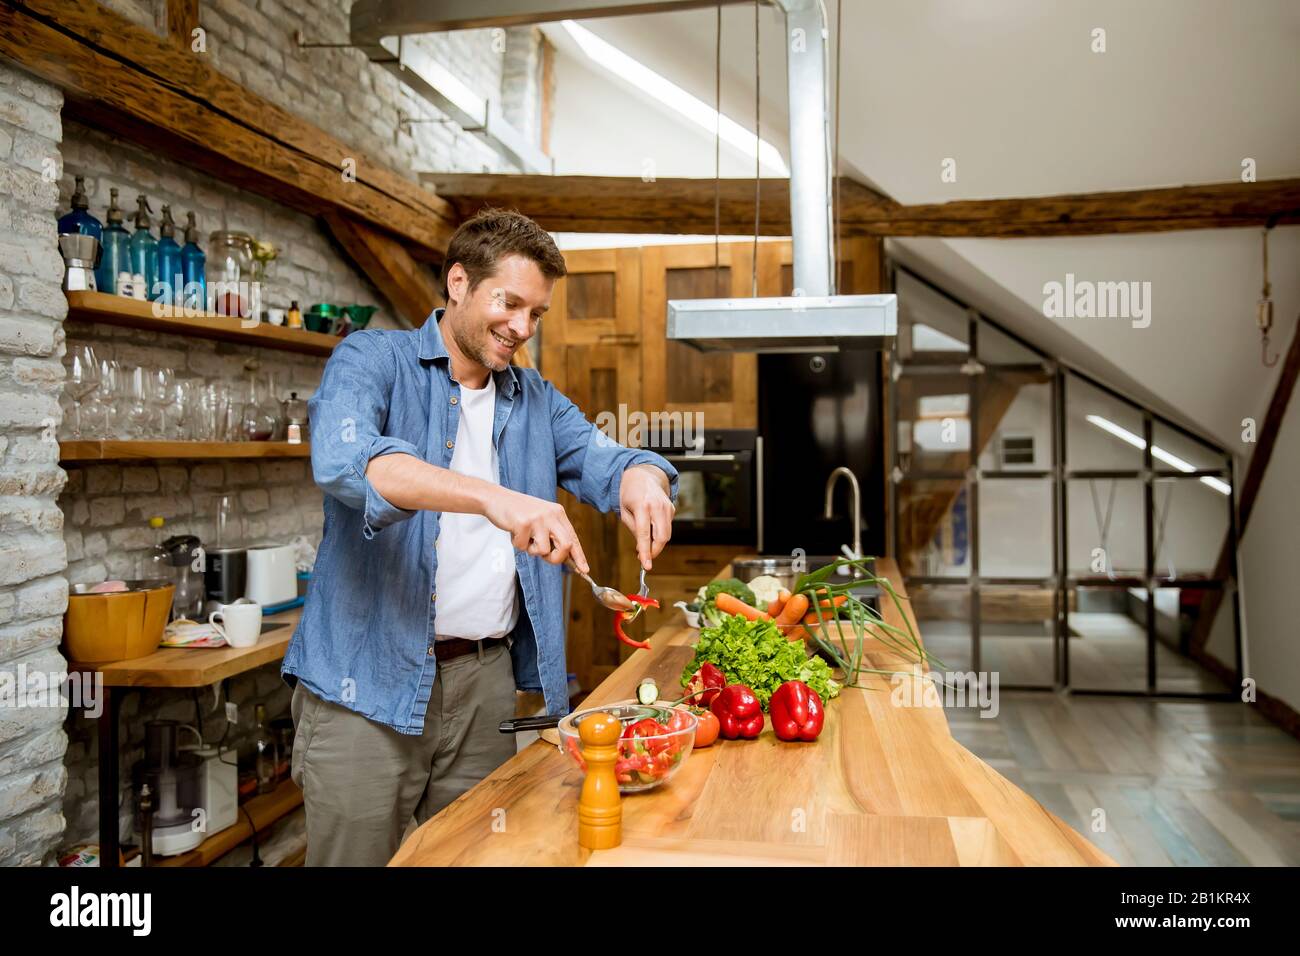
[[483, 487, 589, 573]]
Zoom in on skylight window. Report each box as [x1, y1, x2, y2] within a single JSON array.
[[561, 20, 789, 176]]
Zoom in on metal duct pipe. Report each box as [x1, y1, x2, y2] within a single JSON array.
[[776, 0, 835, 297]]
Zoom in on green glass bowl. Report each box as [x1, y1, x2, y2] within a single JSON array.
[[305, 303, 338, 333], [343, 305, 378, 330]]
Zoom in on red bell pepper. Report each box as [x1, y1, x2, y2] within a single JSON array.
[[710, 684, 764, 739], [622, 717, 671, 754], [683, 661, 726, 707], [613, 594, 660, 651], [769, 680, 825, 742]]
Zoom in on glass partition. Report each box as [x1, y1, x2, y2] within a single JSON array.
[[888, 263, 1239, 700]]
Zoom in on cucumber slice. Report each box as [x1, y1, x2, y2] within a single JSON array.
[[636, 677, 658, 705]]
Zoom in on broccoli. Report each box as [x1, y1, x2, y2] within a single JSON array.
[[703, 577, 757, 608]]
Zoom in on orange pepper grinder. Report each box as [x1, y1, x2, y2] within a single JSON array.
[[577, 711, 623, 850]]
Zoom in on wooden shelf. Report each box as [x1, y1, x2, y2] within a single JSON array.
[[65, 290, 339, 357], [60, 440, 311, 462], [69, 609, 300, 688], [153, 778, 304, 867]]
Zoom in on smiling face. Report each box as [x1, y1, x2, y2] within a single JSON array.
[[444, 254, 553, 374]]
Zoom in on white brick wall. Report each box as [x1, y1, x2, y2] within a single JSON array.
[[0, 0, 546, 863], [0, 61, 69, 868]]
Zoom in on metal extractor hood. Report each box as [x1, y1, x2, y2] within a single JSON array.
[[668, 0, 897, 353]]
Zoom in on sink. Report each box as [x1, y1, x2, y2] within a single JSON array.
[[733, 555, 880, 610]]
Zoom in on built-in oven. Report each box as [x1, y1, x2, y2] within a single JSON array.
[[649, 429, 756, 546]]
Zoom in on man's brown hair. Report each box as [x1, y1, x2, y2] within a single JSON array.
[[440, 207, 567, 302]]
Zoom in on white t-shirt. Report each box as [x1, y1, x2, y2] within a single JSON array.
[[432, 375, 520, 641]]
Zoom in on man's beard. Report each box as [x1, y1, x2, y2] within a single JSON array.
[[451, 318, 510, 373]]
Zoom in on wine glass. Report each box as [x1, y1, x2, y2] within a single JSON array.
[[147, 367, 174, 439], [169, 378, 196, 440], [98, 358, 126, 439], [118, 366, 152, 439], [65, 344, 100, 439]]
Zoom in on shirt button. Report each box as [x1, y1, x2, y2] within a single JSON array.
[[446, 440, 454, 449], [427, 645, 435, 656], [430, 592, 436, 602], [449, 396, 458, 406]]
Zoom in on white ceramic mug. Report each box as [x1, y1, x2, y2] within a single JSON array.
[[209, 600, 262, 648]]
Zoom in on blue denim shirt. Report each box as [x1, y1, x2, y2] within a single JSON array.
[[282, 310, 678, 735]]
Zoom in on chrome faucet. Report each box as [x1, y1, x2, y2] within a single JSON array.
[[823, 467, 862, 561]]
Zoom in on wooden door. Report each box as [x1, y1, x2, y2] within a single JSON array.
[[544, 247, 640, 352], [640, 242, 759, 429]]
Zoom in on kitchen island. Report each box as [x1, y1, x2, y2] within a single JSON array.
[[389, 558, 1114, 866]]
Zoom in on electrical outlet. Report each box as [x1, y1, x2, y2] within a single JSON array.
[[225, 701, 238, 724]]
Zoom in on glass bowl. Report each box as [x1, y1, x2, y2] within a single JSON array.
[[557, 701, 696, 793]]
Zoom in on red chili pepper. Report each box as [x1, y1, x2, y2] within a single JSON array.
[[710, 684, 765, 739], [769, 680, 825, 742]]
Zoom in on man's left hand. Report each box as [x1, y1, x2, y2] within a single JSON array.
[[619, 464, 675, 570]]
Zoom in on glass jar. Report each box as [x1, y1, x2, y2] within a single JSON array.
[[240, 373, 279, 441], [205, 231, 254, 319]]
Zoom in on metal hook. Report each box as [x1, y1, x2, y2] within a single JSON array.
[[1263, 335, 1280, 368]]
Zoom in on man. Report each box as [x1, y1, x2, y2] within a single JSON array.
[[282, 209, 677, 866]]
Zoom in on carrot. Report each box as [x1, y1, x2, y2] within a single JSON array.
[[803, 600, 848, 624], [774, 592, 810, 628], [766, 588, 792, 616], [784, 625, 809, 642], [715, 592, 769, 621], [809, 589, 847, 607]]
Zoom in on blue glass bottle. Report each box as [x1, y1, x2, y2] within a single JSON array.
[[95, 188, 130, 296], [129, 195, 158, 298], [180, 211, 206, 312], [57, 175, 103, 241], [154, 204, 182, 306]]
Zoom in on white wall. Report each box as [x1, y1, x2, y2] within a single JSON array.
[[1238, 394, 1300, 712]]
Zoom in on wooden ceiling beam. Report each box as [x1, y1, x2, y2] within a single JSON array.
[[163, 0, 198, 47], [1190, 309, 1300, 661], [1, 0, 455, 261], [322, 213, 442, 328], [425, 173, 1300, 238]]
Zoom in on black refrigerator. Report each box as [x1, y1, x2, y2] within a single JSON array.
[[756, 350, 886, 559]]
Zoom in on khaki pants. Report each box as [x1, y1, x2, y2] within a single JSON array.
[[290, 642, 518, 866]]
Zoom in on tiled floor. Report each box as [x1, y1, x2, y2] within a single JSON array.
[[946, 691, 1300, 865]]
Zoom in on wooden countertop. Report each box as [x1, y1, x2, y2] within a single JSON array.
[[389, 559, 1114, 867], [69, 607, 300, 688]]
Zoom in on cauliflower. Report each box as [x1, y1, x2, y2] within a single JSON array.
[[745, 575, 785, 607]]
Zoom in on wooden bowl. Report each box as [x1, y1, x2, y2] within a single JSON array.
[[64, 580, 175, 664]]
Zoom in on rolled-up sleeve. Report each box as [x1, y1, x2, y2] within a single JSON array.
[[548, 382, 679, 512], [308, 332, 422, 538]]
